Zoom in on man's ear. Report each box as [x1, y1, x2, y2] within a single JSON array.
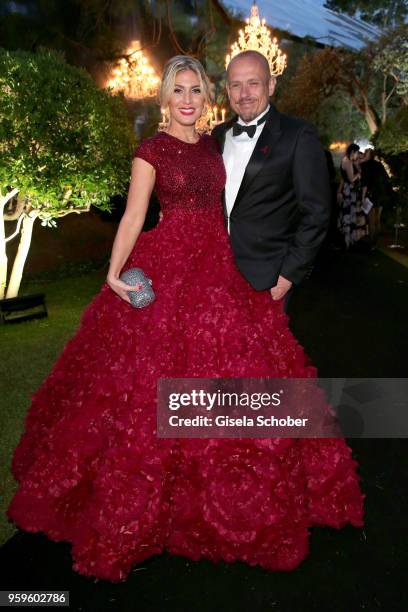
[[269, 76, 277, 97]]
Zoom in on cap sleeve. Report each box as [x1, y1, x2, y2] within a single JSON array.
[[133, 137, 157, 169]]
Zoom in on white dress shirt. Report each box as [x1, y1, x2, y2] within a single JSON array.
[[223, 104, 270, 233]]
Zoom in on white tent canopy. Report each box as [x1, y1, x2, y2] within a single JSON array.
[[226, 0, 379, 49]]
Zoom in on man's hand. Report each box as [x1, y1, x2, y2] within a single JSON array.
[[270, 275, 292, 301], [159, 211, 164, 223]]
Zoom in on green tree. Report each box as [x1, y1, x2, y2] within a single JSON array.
[[374, 106, 408, 212], [373, 26, 408, 117], [325, 0, 407, 27], [281, 25, 408, 137], [375, 106, 408, 155], [0, 1, 233, 71], [281, 47, 381, 134], [0, 48, 136, 299], [0, 0, 154, 63]]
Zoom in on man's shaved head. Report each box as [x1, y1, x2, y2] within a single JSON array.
[[227, 50, 271, 82]]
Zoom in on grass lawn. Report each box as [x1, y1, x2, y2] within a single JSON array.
[[0, 269, 106, 545]]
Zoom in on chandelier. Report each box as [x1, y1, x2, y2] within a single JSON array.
[[225, 2, 287, 76], [106, 40, 160, 100], [159, 105, 227, 134]]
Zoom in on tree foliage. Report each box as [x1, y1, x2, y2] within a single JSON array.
[[0, 47, 136, 218], [373, 26, 408, 101], [0, 0, 154, 62], [375, 106, 408, 155], [373, 105, 408, 209], [0, 1, 233, 74], [280, 24, 408, 137], [325, 0, 407, 27], [0, 0, 238, 112], [0, 47, 136, 298], [279, 48, 340, 121], [281, 46, 381, 134]]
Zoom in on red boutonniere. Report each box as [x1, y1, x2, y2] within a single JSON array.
[[260, 145, 269, 155]]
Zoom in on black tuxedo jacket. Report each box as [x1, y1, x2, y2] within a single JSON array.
[[212, 104, 331, 291]]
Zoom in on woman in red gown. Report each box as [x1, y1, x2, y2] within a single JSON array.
[[7, 56, 364, 582]]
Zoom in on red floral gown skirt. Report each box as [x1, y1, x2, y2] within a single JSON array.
[[7, 132, 364, 582]]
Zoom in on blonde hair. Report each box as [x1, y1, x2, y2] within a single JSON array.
[[159, 55, 212, 108]]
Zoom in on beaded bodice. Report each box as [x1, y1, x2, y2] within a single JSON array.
[[133, 131, 226, 213]]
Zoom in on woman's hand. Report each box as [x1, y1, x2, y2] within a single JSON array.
[[106, 275, 142, 304]]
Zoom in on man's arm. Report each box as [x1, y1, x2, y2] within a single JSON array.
[[279, 124, 331, 286]]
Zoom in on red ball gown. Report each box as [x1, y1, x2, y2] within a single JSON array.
[[7, 131, 365, 582]]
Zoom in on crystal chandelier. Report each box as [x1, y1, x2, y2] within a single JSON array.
[[106, 40, 160, 100], [225, 2, 287, 76], [159, 105, 227, 134]]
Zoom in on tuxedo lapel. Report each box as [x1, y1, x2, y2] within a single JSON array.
[[213, 116, 236, 225], [232, 106, 282, 212], [213, 115, 236, 153], [221, 185, 227, 224]]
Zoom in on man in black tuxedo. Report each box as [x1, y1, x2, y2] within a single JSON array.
[[212, 50, 330, 308]]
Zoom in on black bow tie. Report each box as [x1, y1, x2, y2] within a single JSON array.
[[232, 112, 268, 138]]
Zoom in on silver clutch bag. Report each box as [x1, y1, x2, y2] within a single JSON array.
[[120, 268, 155, 308]]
